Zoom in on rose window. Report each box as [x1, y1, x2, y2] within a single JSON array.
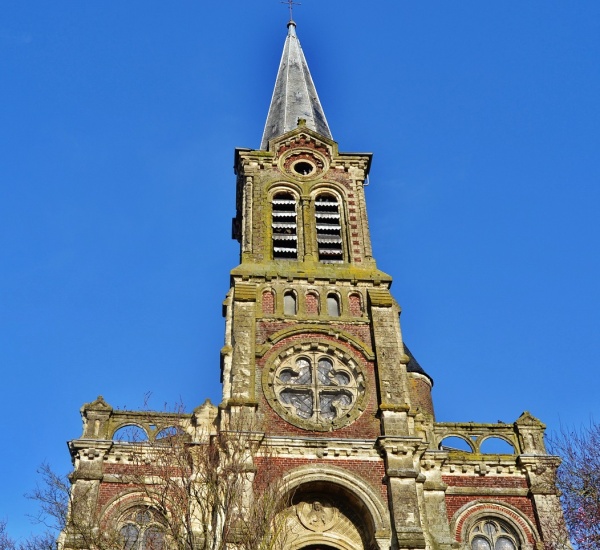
[[265, 345, 367, 431]]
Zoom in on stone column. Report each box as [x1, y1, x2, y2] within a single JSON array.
[[230, 282, 257, 403], [519, 455, 572, 549], [420, 451, 455, 549], [350, 166, 373, 261], [242, 175, 253, 256], [368, 288, 411, 436], [301, 195, 314, 260], [64, 441, 112, 550], [378, 438, 427, 549]]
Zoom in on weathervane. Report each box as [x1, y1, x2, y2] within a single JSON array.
[[281, 0, 301, 21]]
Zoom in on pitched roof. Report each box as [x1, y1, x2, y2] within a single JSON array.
[[260, 21, 332, 150]]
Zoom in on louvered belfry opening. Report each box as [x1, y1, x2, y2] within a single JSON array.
[[272, 192, 298, 260], [315, 194, 343, 262]]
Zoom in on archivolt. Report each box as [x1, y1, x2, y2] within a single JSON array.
[[280, 463, 391, 537]]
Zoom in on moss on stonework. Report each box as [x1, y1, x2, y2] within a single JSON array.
[[230, 261, 393, 286]]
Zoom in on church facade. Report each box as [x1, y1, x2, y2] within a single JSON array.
[[65, 21, 567, 550]]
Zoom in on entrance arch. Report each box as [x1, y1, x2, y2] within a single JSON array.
[[275, 464, 392, 550]]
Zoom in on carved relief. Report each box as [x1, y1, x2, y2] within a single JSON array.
[[297, 499, 338, 532], [276, 497, 365, 550]]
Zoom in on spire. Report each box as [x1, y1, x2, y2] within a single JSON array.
[[260, 21, 332, 150]]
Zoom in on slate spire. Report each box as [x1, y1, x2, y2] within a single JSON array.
[[260, 21, 332, 150]]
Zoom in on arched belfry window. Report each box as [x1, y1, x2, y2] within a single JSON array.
[[469, 518, 520, 550], [315, 193, 343, 262], [272, 191, 297, 260]]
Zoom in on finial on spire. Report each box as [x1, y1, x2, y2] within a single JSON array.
[[281, 0, 301, 22]]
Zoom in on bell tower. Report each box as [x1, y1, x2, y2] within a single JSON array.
[[223, 19, 434, 436], [221, 19, 435, 549]]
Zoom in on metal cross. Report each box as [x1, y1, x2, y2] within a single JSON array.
[[281, 0, 301, 21]]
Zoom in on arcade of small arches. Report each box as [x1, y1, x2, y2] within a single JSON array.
[[438, 434, 517, 455], [112, 424, 185, 443], [261, 287, 364, 318]]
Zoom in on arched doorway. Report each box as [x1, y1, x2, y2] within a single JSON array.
[[275, 487, 370, 550], [272, 464, 392, 550]]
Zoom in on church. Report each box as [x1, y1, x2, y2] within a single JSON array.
[[64, 19, 568, 550]]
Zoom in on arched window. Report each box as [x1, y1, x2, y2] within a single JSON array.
[[272, 191, 297, 260], [315, 193, 343, 262], [284, 291, 297, 315], [469, 518, 520, 550], [327, 294, 340, 317], [120, 509, 166, 550]]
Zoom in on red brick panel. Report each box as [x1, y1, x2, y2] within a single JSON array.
[[348, 293, 363, 317], [254, 456, 388, 502], [262, 290, 275, 315], [256, 320, 373, 349], [305, 292, 319, 315]]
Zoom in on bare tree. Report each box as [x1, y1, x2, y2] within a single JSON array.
[[26, 463, 123, 550], [0, 520, 16, 550], [0, 518, 55, 550], [548, 421, 600, 550], [122, 407, 292, 550], [25, 402, 292, 550]]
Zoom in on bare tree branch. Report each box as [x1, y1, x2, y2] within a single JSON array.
[[548, 421, 600, 549]]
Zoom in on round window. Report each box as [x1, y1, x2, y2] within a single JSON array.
[[263, 341, 367, 431], [293, 161, 314, 175]]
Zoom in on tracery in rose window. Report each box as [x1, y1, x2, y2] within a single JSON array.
[[275, 354, 362, 424]]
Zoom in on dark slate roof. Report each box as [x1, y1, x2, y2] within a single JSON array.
[[404, 344, 434, 385], [260, 21, 332, 150]]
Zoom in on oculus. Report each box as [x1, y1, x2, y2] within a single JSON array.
[[280, 150, 328, 178]]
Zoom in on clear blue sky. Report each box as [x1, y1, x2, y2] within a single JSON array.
[[2, 1, 599, 541]]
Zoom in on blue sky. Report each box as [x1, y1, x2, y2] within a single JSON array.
[[2, 0, 599, 540]]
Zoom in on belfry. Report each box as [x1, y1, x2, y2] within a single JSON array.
[[64, 20, 569, 550]]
